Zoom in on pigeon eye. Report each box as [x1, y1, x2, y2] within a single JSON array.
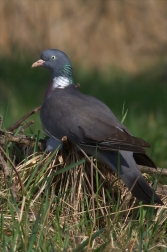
[[51, 56, 56, 60]]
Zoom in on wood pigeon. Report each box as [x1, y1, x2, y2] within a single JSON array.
[[32, 49, 163, 204]]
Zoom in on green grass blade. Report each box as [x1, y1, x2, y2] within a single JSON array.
[[73, 227, 106, 252], [54, 158, 86, 175]]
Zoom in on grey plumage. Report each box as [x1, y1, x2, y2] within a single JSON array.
[[32, 49, 163, 204]]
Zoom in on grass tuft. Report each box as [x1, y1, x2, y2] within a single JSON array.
[[0, 141, 167, 251]]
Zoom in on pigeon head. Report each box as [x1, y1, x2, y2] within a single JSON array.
[[32, 49, 74, 87]]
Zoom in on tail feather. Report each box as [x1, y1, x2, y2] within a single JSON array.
[[130, 176, 163, 204], [133, 153, 157, 168], [80, 146, 163, 204], [112, 150, 163, 204]]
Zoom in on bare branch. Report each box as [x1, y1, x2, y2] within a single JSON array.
[[0, 130, 45, 151], [138, 165, 167, 176], [7, 106, 41, 132]]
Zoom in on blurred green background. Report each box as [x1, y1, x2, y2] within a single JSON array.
[[0, 1, 166, 167]]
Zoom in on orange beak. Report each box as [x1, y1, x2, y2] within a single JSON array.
[[31, 59, 45, 68]]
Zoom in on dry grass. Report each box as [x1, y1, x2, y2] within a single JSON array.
[[1, 141, 167, 251]]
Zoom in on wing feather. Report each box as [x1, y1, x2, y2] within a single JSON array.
[[41, 86, 151, 154]]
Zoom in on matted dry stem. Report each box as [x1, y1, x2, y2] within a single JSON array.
[[1, 144, 166, 225], [0, 142, 167, 250]]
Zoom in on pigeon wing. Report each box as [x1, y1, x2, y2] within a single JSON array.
[[40, 86, 150, 154]]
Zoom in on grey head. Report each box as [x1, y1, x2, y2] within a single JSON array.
[[32, 49, 74, 85]]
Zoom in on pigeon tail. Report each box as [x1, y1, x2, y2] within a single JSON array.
[[80, 146, 163, 204]]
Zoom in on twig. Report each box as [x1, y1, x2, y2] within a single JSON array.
[[0, 130, 45, 151], [138, 165, 167, 176], [8, 105, 41, 132], [0, 146, 26, 196], [20, 120, 34, 133]]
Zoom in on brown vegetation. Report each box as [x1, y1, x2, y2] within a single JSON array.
[[0, 0, 166, 72]]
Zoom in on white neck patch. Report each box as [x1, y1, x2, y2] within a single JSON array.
[[52, 76, 70, 89]]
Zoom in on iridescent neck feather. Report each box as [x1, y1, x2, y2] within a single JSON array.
[[45, 63, 74, 98]]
